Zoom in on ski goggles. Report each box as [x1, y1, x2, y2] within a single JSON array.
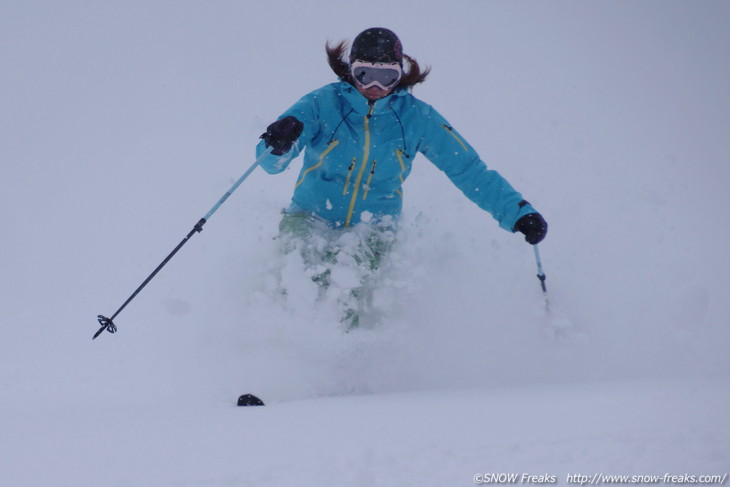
[[350, 61, 402, 90]]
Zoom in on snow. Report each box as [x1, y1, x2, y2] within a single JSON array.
[[2, 1, 729, 485]]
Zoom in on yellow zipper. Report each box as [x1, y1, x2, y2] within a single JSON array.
[[342, 157, 356, 195], [345, 106, 374, 227], [362, 160, 377, 200], [295, 139, 339, 189], [395, 150, 406, 198], [442, 124, 469, 152]]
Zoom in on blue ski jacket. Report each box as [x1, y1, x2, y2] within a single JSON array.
[[257, 80, 537, 230]]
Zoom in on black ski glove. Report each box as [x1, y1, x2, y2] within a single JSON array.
[[514, 212, 548, 245], [260, 116, 303, 155]]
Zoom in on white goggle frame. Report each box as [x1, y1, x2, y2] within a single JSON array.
[[350, 60, 403, 91]]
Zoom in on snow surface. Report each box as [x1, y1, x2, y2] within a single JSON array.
[[2, 1, 729, 485]]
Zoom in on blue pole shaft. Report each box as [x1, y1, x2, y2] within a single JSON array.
[[533, 244, 547, 294], [203, 155, 263, 221], [94, 149, 271, 339]]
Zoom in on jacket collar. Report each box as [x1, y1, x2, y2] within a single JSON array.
[[337, 80, 408, 116]]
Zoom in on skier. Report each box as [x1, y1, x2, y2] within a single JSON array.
[[257, 27, 547, 326]]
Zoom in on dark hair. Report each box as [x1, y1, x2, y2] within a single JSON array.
[[326, 40, 430, 89]]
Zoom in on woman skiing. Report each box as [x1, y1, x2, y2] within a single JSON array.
[[257, 27, 547, 326]]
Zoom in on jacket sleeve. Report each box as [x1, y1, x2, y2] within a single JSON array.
[[256, 89, 322, 174], [416, 104, 537, 232]]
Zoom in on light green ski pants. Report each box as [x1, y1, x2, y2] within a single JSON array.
[[277, 211, 395, 328]]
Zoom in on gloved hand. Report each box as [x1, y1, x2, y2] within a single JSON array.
[[514, 213, 548, 245], [260, 116, 303, 155]]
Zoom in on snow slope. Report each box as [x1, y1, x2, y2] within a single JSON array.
[[2, 1, 729, 485]]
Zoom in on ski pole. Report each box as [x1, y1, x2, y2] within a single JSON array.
[[533, 244, 549, 310], [93, 149, 270, 340]]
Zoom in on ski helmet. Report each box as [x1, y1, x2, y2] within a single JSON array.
[[349, 28, 403, 66]]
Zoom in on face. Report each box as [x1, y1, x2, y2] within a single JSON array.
[[356, 84, 394, 101]]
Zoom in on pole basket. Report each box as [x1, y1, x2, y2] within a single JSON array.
[[93, 315, 118, 340]]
